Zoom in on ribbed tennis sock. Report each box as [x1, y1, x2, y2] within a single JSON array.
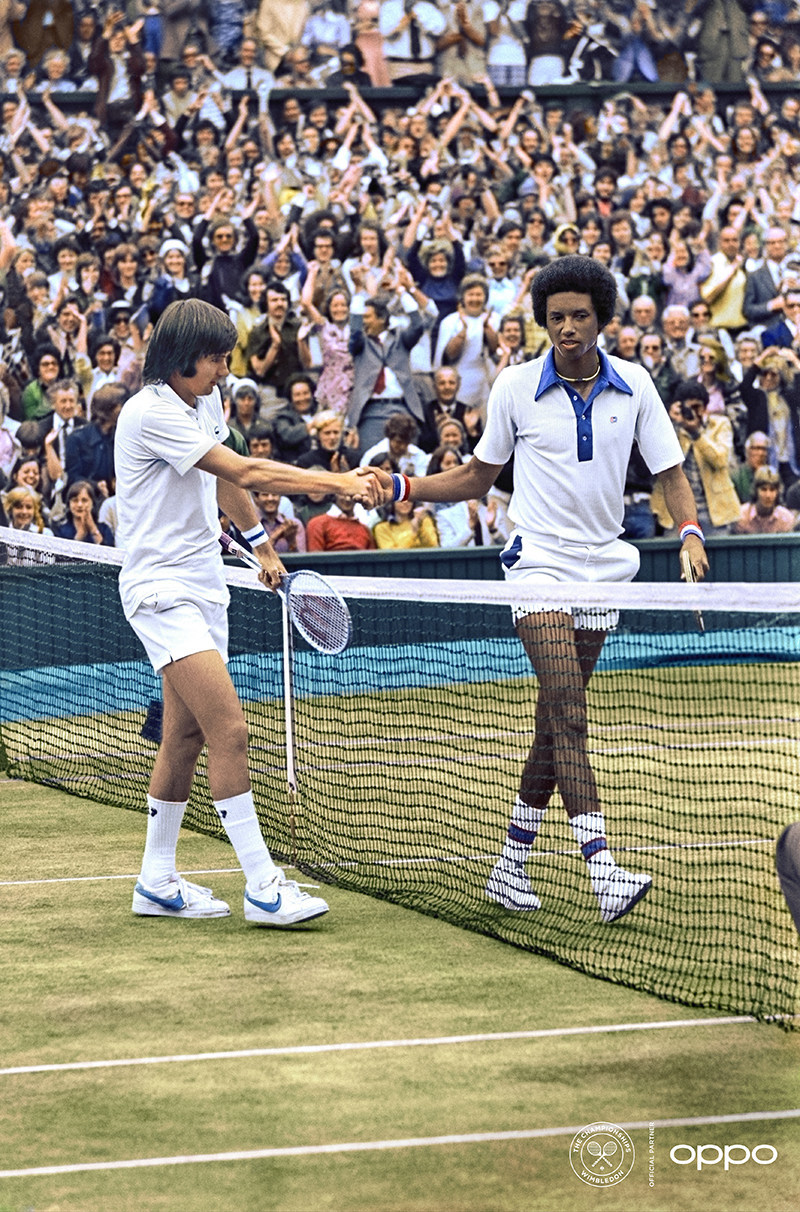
[[500, 796, 547, 868], [214, 791, 278, 891], [139, 796, 187, 891], [569, 811, 617, 887]]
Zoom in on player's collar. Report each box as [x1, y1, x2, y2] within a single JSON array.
[[536, 349, 633, 399]]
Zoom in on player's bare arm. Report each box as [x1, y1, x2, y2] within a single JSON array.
[[216, 476, 286, 590], [196, 442, 382, 507], [371, 456, 503, 506], [656, 463, 709, 580]]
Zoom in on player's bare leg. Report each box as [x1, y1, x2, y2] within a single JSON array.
[[487, 612, 652, 921], [135, 651, 328, 925]]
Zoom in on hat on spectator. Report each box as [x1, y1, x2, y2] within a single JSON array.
[[233, 377, 259, 399], [517, 178, 538, 197], [109, 300, 132, 317], [553, 223, 580, 254], [158, 238, 190, 259]]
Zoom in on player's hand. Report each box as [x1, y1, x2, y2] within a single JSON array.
[[255, 542, 285, 591], [680, 536, 708, 581], [335, 467, 379, 507], [364, 464, 397, 506], [354, 465, 394, 506]]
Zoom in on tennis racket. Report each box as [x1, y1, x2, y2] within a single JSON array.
[[681, 549, 705, 633], [218, 530, 353, 654]]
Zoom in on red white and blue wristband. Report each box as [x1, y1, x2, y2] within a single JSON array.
[[679, 521, 705, 546], [241, 524, 270, 549], [391, 473, 411, 502]]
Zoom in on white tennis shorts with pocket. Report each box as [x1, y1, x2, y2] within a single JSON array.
[[500, 530, 640, 630], [130, 589, 229, 673]]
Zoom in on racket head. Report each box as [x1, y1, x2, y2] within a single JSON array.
[[280, 569, 352, 654]]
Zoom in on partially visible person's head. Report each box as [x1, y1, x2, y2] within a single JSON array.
[[752, 464, 782, 511], [426, 444, 465, 475], [91, 383, 127, 431], [247, 421, 274, 458], [745, 430, 770, 469], [433, 366, 461, 405], [286, 373, 315, 414], [66, 478, 99, 518], [48, 379, 81, 420], [3, 484, 46, 531]]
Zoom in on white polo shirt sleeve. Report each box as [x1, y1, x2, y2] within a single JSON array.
[[138, 397, 219, 474], [474, 361, 536, 466], [632, 370, 684, 474]]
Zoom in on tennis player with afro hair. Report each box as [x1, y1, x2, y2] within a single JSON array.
[[374, 255, 708, 922]]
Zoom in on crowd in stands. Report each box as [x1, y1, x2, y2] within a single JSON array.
[[3, 0, 800, 552]]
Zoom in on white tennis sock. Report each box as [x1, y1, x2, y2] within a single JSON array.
[[500, 796, 547, 868], [570, 811, 617, 888], [140, 796, 187, 891], [214, 791, 278, 891]]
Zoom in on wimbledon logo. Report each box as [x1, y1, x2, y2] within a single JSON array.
[[570, 1121, 636, 1187]]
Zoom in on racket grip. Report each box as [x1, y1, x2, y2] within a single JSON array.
[[218, 529, 262, 570]]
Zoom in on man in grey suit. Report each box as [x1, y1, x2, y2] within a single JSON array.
[[744, 228, 790, 328], [348, 292, 426, 451]]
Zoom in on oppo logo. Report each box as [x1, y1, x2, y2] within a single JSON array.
[[670, 1143, 778, 1171]]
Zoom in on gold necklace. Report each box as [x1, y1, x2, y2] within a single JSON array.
[[557, 361, 601, 383]]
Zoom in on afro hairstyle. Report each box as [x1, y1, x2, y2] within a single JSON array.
[[530, 255, 617, 328]]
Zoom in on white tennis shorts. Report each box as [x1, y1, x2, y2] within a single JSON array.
[[129, 591, 229, 673], [500, 530, 640, 630]]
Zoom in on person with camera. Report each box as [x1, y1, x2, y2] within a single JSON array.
[[651, 379, 741, 536]]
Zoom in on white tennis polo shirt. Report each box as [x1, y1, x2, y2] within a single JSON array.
[[115, 382, 229, 618], [474, 350, 683, 546]]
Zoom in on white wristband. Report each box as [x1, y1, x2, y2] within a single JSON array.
[[242, 525, 269, 548]]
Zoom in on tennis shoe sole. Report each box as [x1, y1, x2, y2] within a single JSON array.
[[595, 868, 652, 923], [244, 872, 329, 926], [133, 877, 231, 918], [485, 860, 542, 911]]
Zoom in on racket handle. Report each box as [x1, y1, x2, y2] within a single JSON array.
[[218, 529, 262, 571]]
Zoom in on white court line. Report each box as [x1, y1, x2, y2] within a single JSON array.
[[0, 1016, 756, 1077], [0, 830, 778, 888], [0, 868, 242, 888], [1, 1109, 798, 1179], [0, 830, 779, 887]]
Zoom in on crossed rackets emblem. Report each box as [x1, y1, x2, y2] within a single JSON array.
[[584, 1139, 619, 1171], [569, 1121, 636, 1186]]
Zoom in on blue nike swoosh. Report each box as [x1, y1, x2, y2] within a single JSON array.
[[247, 890, 282, 914], [135, 881, 186, 911]]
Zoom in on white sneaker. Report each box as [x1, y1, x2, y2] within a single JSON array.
[[485, 860, 542, 911], [244, 870, 329, 926], [595, 867, 652, 923], [132, 876, 231, 918]]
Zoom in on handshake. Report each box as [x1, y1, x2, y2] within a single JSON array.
[[337, 466, 406, 508]]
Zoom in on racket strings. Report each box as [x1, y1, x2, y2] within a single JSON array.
[[284, 572, 352, 655]]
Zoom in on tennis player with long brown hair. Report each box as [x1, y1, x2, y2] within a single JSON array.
[[115, 299, 381, 926]]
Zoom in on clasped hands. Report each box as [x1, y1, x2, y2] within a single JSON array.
[[339, 466, 399, 507]]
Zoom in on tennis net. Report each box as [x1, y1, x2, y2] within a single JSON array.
[[2, 525, 799, 1024]]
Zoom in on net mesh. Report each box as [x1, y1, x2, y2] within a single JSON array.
[[2, 526, 799, 1024]]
